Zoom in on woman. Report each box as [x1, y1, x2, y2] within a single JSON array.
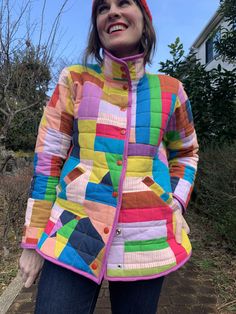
[[19, 0, 199, 313]]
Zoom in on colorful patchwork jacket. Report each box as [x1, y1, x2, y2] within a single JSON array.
[[22, 50, 199, 284]]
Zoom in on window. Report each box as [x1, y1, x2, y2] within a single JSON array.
[[205, 28, 221, 64]]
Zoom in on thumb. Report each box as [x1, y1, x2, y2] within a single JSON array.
[[182, 219, 190, 234]]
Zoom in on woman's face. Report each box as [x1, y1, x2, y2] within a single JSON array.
[[96, 0, 144, 58]]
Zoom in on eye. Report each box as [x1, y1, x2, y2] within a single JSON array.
[[119, 0, 131, 6], [97, 4, 109, 14]]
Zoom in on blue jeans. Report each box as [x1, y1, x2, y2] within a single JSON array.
[[35, 260, 164, 314]]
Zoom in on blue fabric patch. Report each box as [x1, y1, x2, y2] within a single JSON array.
[[68, 218, 104, 264], [58, 245, 94, 275], [95, 136, 124, 154], [183, 165, 195, 184], [71, 119, 80, 158], [171, 177, 179, 193], [85, 182, 117, 206], [31, 175, 49, 199], [160, 193, 170, 202], [60, 156, 80, 182], [186, 100, 193, 122], [136, 76, 150, 144], [37, 232, 48, 249], [58, 189, 67, 200], [60, 211, 76, 225], [153, 157, 171, 192], [101, 172, 113, 186], [86, 63, 102, 74]]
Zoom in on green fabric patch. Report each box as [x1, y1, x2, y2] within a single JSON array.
[[45, 176, 59, 201], [107, 262, 176, 277], [165, 130, 181, 141], [57, 219, 78, 238], [125, 237, 169, 252], [105, 153, 123, 190]]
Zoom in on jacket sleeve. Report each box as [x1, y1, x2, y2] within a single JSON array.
[[164, 80, 199, 212], [21, 68, 74, 248]]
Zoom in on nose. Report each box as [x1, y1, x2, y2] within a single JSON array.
[[107, 4, 121, 19]]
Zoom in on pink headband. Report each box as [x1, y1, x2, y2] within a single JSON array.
[[92, 0, 152, 21]]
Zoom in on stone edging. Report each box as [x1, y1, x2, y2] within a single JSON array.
[[0, 272, 23, 314]]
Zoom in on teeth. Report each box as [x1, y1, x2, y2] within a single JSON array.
[[109, 25, 126, 34]]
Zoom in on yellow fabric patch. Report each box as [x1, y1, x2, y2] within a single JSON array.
[[181, 229, 192, 254], [55, 198, 87, 217], [55, 234, 68, 258], [149, 182, 164, 197], [126, 156, 152, 177], [79, 120, 96, 151], [172, 212, 192, 254], [90, 152, 108, 183], [175, 97, 182, 109]]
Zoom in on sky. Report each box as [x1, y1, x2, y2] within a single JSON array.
[[24, 0, 220, 73]]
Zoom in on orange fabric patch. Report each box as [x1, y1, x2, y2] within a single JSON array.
[[121, 191, 169, 209], [60, 111, 74, 135], [158, 75, 179, 94]]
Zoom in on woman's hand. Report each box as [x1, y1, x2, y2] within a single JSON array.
[[19, 249, 44, 288], [174, 208, 190, 244]]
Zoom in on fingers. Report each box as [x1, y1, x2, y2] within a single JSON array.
[[24, 275, 36, 288], [20, 268, 39, 288], [174, 210, 190, 244], [19, 251, 43, 289], [183, 219, 190, 234], [175, 218, 182, 244]]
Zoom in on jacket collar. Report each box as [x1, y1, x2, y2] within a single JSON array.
[[101, 49, 145, 82]]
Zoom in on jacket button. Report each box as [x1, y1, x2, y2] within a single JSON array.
[[112, 191, 118, 198], [104, 227, 109, 234], [117, 160, 123, 166], [120, 66, 126, 72], [120, 129, 126, 135], [123, 85, 128, 90], [91, 262, 98, 270], [116, 229, 121, 235]]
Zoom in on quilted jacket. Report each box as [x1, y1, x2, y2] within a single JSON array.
[[22, 50, 199, 284]]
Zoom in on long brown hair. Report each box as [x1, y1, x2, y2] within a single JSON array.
[[82, 0, 156, 66]]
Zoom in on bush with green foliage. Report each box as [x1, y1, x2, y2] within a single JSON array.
[[159, 37, 236, 145], [194, 143, 236, 252], [214, 0, 236, 63]]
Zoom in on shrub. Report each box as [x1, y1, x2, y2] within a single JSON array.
[[0, 166, 32, 252], [194, 142, 236, 251]]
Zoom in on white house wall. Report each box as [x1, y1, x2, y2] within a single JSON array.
[[194, 20, 235, 71]]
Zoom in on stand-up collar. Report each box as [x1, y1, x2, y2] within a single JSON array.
[[101, 50, 145, 82]]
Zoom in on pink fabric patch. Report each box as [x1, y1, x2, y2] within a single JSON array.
[[118, 207, 172, 223], [96, 123, 125, 139], [44, 220, 55, 235]]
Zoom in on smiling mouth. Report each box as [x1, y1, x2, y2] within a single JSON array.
[[108, 24, 128, 34]]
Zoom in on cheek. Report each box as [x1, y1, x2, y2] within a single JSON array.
[[97, 22, 107, 43]]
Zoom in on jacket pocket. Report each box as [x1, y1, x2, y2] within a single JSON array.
[[57, 162, 86, 193], [142, 176, 175, 210]]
